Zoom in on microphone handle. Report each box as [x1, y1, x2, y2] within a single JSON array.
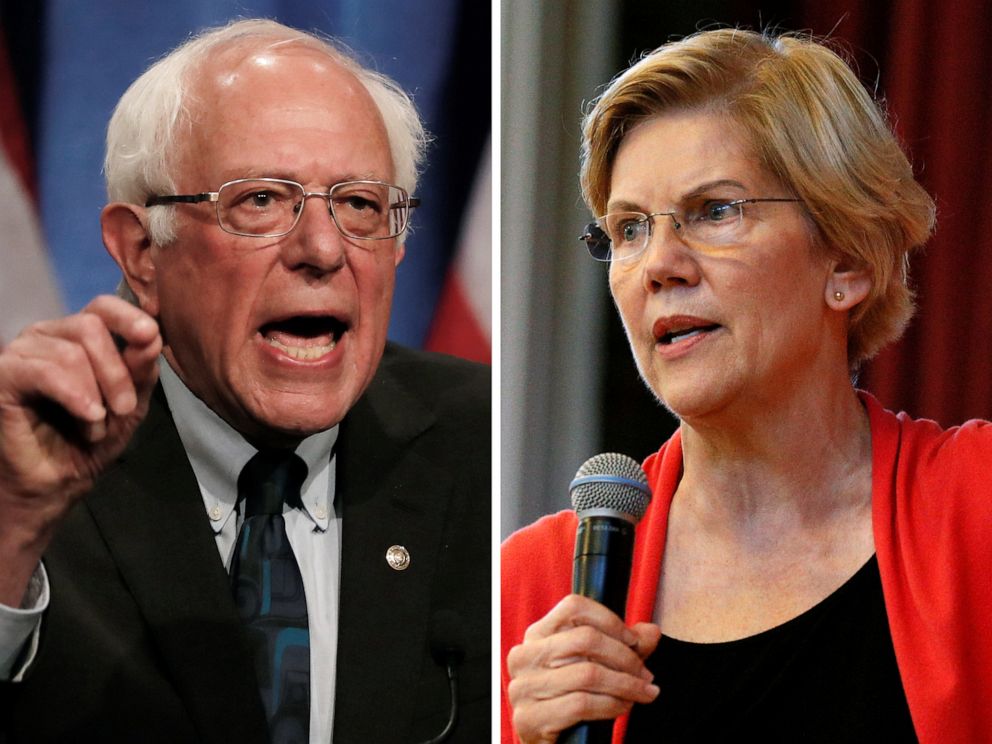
[[571, 516, 635, 614], [560, 517, 636, 744], [559, 720, 613, 744]]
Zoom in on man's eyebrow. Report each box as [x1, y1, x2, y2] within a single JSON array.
[[217, 171, 384, 184], [212, 169, 287, 183], [330, 173, 388, 184]]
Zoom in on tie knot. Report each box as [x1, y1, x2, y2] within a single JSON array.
[[238, 449, 308, 517]]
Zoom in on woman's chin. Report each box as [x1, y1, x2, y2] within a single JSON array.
[[651, 375, 739, 425]]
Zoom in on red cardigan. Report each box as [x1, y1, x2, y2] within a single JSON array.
[[501, 394, 992, 743]]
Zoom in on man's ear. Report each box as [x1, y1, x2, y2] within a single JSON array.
[[825, 256, 872, 311], [102, 203, 159, 316]]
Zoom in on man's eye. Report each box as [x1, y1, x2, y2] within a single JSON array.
[[231, 190, 280, 209], [337, 195, 382, 213]]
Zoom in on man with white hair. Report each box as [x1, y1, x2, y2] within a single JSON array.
[[0, 20, 488, 744]]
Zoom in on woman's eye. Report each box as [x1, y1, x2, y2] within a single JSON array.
[[703, 201, 737, 221], [620, 221, 642, 242]]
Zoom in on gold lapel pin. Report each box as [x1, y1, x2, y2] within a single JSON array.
[[385, 545, 411, 571]]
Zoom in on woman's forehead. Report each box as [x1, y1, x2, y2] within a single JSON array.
[[608, 113, 777, 208]]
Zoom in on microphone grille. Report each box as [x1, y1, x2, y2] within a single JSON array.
[[569, 452, 651, 522]]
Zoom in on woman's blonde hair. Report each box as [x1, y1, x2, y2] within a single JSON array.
[[581, 28, 935, 367]]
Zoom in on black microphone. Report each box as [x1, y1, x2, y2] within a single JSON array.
[[418, 609, 466, 744], [560, 453, 652, 744]]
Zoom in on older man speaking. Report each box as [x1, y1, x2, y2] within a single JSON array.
[[0, 19, 488, 744]]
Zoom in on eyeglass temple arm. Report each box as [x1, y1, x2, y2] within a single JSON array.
[[392, 197, 421, 210], [579, 222, 609, 244], [145, 193, 217, 207]]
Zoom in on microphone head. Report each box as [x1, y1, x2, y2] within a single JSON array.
[[569, 453, 651, 522]]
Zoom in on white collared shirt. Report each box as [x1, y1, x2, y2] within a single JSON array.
[[159, 360, 341, 744], [0, 359, 342, 744]]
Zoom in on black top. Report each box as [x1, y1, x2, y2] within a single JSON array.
[[626, 556, 918, 742]]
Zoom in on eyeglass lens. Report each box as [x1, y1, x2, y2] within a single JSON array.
[[596, 203, 745, 261], [217, 180, 407, 238]]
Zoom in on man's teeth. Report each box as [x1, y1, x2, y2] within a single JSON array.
[[265, 336, 336, 359]]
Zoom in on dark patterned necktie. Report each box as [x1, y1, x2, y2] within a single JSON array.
[[231, 450, 310, 744]]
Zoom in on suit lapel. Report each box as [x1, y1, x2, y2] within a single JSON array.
[[80, 357, 455, 742], [83, 386, 269, 744], [333, 362, 454, 743]]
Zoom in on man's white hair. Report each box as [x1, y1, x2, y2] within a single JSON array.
[[104, 18, 427, 246]]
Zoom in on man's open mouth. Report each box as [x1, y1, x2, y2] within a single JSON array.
[[259, 315, 347, 360]]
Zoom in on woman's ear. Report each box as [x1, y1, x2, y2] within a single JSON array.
[[102, 203, 160, 316], [825, 257, 872, 311]]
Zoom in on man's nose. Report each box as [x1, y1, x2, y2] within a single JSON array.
[[283, 193, 347, 273]]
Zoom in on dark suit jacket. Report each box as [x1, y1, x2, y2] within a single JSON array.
[[1, 343, 490, 743]]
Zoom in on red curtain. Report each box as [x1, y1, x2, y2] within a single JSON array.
[[801, 1, 992, 426]]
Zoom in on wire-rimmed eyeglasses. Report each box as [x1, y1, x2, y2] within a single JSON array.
[[579, 197, 803, 262], [145, 178, 420, 241]]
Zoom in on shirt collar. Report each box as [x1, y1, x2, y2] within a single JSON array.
[[158, 357, 338, 533]]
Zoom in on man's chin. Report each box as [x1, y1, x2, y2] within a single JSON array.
[[234, 394, 354, 448]]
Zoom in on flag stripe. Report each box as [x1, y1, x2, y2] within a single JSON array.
[[425, 138, 491, 361], [0, 32, 64, 346], [0, 35, 34, 197], [427, 278, 491, 364]]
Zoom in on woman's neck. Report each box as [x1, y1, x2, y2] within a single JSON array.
[[677, 377, 872, 529]]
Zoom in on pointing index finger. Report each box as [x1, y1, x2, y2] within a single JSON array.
[[80, 295, 162, 412], [82, 295, 160, 350]]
